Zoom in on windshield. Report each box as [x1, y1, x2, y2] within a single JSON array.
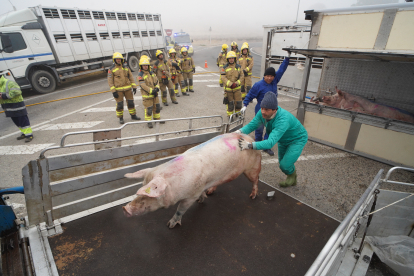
[[175, 35, 191, 44]]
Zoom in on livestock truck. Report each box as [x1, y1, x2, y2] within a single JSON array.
[[0, 6, 166, 94], [263, 2, 414, 169]]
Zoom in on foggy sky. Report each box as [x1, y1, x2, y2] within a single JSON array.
[[2, 0, 406, 38]]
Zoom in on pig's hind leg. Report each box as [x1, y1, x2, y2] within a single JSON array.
[[167, 198, 197, 229], [243, 155, 261, 199], [197, 191, 207, 203]]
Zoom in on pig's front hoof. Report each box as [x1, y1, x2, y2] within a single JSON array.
[[249, 192, 257, 199], [197, 192, 207, 203], [167, 218, 182, 229], [206, 187, 216, 195]]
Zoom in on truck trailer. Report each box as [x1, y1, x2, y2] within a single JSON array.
[[0, 6, 166, 93]]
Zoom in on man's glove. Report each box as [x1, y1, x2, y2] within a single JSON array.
[[230, 82, 237, 89], [241, 106, 247, 113], [152, 88, 159, 97], [238, 137, 252, 151], [193, 68, 195, 73], [162, 77, 169, 85], [234, 130, 242, 134], [243, 70, 248, 76], [223, 97, 229, 105], [112, 92, 119, 98], [133, 88, 137, 95], [287, 50, 291, 58]]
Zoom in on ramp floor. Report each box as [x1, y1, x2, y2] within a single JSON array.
[[48, 176, 338, 276]]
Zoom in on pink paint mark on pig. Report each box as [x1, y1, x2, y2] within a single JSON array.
[[223, 137, 237, 151], [173, 156, 184, 162]]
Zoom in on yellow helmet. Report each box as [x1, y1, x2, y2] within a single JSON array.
[[156, 50, 164, 58], [168, 48, 176, 55], [243, 42, 249, 47], [241, 43, 249, 51], [112, 52, 124, 63], [181, 47, 188, 53], [226, 51, 237, 59], [139, 56, 150, 67], [231, 41, 237, 47], [222, 44, 228, 51]]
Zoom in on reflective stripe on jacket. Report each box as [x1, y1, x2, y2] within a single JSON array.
[[220, 63, 244, 91], [0, 77, 27, 117], [137, 70, 160, 98], [107, 63, 137, 92]]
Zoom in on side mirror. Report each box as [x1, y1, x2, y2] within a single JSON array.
[[1, 35, 14, 53]]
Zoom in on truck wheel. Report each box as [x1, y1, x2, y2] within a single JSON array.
[[128, 55, 139, 72], [140, 51, 150, 60], [31, 70, 56, 94]]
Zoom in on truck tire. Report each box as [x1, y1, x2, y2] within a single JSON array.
[[31, 70, 56, 94], [128, 55, 139, 72], [140, 51, 150, 60]]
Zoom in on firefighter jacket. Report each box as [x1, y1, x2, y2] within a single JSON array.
[[217, 51, 227, 67], [153, 59, 171, 81], [238, 54, 254, 76], [107, 63, 136, 92], [181, 55, 195, 73], [0, 77, 27, 118], [137, 70, 160, 99], [231, 48, 240, 60], [221, 63, 244, 92], [167, 58, 182, 82]]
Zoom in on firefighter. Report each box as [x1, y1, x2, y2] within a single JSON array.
[[217, 44, 228, 87], [137, 56, 162, 128], [238, 43, 254, 100], [153, 50, 177, 106], [221, 51, 244, 118], [230, 41, 240, 61], [181, 47, 195, 92], [174, 43, 182, 58], [167, 48, 190, 97], [0, 75, 33, 142], [108, 52, 140, 124]]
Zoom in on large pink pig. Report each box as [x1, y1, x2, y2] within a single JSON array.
[[122, 133, 261, 228], [311, 87, 414, 124]]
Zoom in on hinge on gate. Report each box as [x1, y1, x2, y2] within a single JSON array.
[[39, 219, 63, 237]]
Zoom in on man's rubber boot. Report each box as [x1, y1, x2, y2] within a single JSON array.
[[131, 114, 141, 120], [17, 134, 25, 140], [25, 135, 33, 143], [189, 89, 194, 92], [147, 122, 153, 128], [279, 170, 297, 188], [182, 92, 190, 96], [176, 93, 180, 97], [119, 117, 124, 124], [220, 84, 223, 87], [163, 102, 169, 106], [263, 149, 275, 156], [172, 101, 178, 104]]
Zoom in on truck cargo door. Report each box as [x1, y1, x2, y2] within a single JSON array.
[[1, 32, 35, 79]]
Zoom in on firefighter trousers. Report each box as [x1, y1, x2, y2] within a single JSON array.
[[225, 90, 242, 116], [174, 73, 186, 94], [241, 75, 252, 100], [115, 90, 136, 118], [142, 96, 161, 121], [159, 80, 176, 103], [182, 72, 194, 91]]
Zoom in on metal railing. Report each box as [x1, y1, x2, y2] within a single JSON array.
[[305, 169, 383, 276], [40, 115, 224, 158], [383, 166, 414, 187]]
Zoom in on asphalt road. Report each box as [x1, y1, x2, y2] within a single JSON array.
[[1, 42, 413, 228]]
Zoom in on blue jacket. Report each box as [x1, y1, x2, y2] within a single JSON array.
[[243, 58, 290, 113]]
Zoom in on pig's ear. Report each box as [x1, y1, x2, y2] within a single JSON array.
[[137, 177, 167, 198], [125, 168, 152, 179]]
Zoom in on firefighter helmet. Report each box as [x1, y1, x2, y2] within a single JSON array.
[[139, 56, 150, 69], [231, 41, 237, 47], [156, 50, 164, 58], [181, 47, 188, 53], [112, 52, 124, 64], [168, 48, 176, 56], [226, 51, 237, 60], [222, 44, 228, 51], [241, 43, 249, 54]]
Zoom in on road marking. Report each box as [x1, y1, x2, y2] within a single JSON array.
[[81, 105, 140, 113], [207, 85, 221, 88], [33, 121, 104, 131], [195, 66, 207, 72], [0, 97, 114, 141], [250, 47, 262, 57], [261, 153, 349, 164], [278, 98, 295, 102], [193, 79, 217, 83], [193, 74, 214, 77], [0, 143, 55, 155], [24, 79, 106, 102]]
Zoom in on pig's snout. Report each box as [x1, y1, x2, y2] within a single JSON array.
[[122, 206, 132, 217]]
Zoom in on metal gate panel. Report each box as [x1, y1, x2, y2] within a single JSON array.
[[318, 58, 414, 114]]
